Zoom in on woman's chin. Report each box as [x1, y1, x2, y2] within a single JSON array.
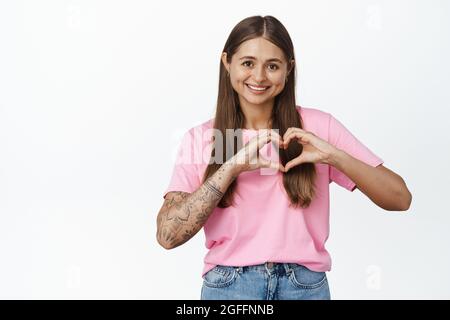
[[245, 95, 271, 104]]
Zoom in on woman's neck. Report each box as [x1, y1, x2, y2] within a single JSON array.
[[240, 101, 273, 130]]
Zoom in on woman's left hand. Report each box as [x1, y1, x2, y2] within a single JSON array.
[[281, 127, 339, 171]]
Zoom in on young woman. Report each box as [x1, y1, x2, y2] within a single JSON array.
[[156, 15, 412, 300]]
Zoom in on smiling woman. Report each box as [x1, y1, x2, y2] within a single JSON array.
[[220, 37, 295, 132], [156, 15, 412, 301]]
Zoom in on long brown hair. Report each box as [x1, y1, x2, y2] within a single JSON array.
[[202, 15, 316, 209]]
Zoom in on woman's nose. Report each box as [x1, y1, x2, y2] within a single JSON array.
[[252, 66, 267, 82]]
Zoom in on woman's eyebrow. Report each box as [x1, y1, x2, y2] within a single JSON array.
[[239, 56, 283, 63]]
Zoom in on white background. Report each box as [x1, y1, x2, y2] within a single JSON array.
[[0, 0, 449, 299]]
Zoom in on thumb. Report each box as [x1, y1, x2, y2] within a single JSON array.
[[284, 157, 303, 172], [259, 156, 286, 172]]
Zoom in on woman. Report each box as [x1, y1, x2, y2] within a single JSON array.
[[156, 15, 412, 300]]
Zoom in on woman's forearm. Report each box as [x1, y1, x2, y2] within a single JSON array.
[[328, 149, 412, 211], [157, 161, 238, 249]]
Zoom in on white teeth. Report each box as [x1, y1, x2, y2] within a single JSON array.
[[247, 84, 268, 91]]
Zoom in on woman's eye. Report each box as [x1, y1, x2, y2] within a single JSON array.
[[268, 64, 279, 70], [242, 61, 279, 71]]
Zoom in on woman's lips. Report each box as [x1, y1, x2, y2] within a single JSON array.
[[246, 83, 270, 94]]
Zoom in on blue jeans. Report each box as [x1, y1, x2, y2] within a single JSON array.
[[201, 262, 330, 300]]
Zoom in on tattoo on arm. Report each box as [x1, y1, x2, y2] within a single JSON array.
[[156, 162, 236, 248], [204, 180, 224, 198]]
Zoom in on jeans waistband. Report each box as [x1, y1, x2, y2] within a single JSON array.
[[234, 262, 298, 276]]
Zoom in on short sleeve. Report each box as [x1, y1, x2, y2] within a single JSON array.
[[327, 113, 384, 192], [163, 129, 201, 199]]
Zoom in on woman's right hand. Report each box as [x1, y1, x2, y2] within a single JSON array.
[[228, 129, 286, 175]]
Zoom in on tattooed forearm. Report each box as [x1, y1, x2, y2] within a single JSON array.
[[156, 161, 238, 249], [204, 180, 224, 198]]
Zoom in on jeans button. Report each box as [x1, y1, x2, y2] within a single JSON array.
[[267, 262, 274, 268]]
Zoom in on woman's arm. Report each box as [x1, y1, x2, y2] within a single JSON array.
[[156, 161, 238, 249], [157, 129, 284, 249], [281, 127, 412, 212], [328, 150, 412, 211]]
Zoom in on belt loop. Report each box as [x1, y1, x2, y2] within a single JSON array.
[[264, 262, 272, 275], [283, 263, 292, 275]]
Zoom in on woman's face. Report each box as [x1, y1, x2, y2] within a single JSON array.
[[222, 37, 293, 108]]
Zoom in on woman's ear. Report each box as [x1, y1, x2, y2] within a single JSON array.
[[288, 59, 295, 75], [221, 52, 229, 73]]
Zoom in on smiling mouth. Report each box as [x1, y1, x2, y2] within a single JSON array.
[[246, 83, 271, 92]]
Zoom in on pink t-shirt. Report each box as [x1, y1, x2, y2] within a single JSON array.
[[163, 106, 384, 276]]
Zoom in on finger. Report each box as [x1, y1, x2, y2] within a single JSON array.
[[244, 131, 267, 156], [283, 131, 303, 148], [283, 128, 303, 146], [285, 156, 304, 172], [284, 130, 312, 148], [269, 129, 286, 149], [255, 129, 280, 150], [248, 129, 284, 152], [269, 132, 284, 150], [269, 129, 283, 141], [259, 156, 286, 172], [284, 127, 306, 137], [283, 127, 304, 141], [241, 131, 271, 165], [283, 127, 294, 142]]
